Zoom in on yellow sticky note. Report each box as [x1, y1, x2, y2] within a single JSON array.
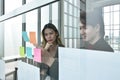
[[19, 46, 25, 57]]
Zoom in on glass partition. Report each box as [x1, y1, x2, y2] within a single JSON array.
[[64, 0, 80, 48], [4, 15, 22, 57], [26, 10, 38, 49], [80, 0, 120, 52], [5, 0, 22, 14]]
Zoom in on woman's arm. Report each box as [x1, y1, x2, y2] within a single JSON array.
[[41, 48, 55, 67]]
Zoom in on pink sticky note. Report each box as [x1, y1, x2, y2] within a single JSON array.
[[33, 48, 41, 63]]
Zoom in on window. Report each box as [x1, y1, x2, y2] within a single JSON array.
[[104, 4, 120, 51], [64, 0, 80, 48]]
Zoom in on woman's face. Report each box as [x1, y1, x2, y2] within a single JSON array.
[[80, 21, 97, 43], [44, 28, 57, 44]]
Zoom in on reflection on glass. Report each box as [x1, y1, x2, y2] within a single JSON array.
[[105, 25, 111, 30], [82, 0, 120, 52], [113, 4, 120, 11], [65, 39, 68, 47], [113, 25, 119, 30], [104, 6, 110, 12], [26, 10, 38, 49], [64, 27, 68, 38], [64, 0, 80, 48], [74, 18, 77, 27], [105, 30, 110, 37], [113, 12, 119, 24], [69, 16, 72, 26], [69, 27, 72, 38], [41, 5, 49, 31], [68, 0, 73, 4], [113, 30, 119, 37], [74, 39, 77, 48], [64, 14, 68, 25], [4, 16, 22, 57], [74, 8, 77, 17], [80, 4, 114, 52], [64, 1, 68, 13], [74, 0, 78, 6], [103, 4, 120, 51], [52, 2, 58, 27], [5, 0, 22, 14], [69, 4, 73, 15], [74, 29, 77, 38], [104, 13, 110, 25], [26, 0, 34, 4], [77, 28, 80, 38], [69, 39, 72, 48]]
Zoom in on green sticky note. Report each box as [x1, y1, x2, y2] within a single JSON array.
[[20, 46, 25, 57]]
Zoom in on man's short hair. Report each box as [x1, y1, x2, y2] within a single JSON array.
[[80, 8, 105, 37]]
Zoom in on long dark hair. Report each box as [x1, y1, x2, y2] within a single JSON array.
[[41, 23, 64, 48]]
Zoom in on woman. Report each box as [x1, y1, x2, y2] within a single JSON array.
[[80, 8, 114, 52], [39, 23, 64, 80]]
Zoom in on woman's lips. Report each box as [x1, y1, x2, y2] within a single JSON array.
[[48, 40, 53, 42]]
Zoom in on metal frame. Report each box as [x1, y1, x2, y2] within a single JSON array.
[[0, 0, 4, 58], [0, 0, 58, 22]]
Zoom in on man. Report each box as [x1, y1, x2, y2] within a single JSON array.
[[80, 8, 114, 52]]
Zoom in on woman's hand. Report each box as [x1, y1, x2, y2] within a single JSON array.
[[44, 43, 53, 50], [33, 43, 39, 48], [41, 48, 55, 67]]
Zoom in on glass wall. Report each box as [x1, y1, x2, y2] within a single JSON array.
[[4, 16, 22, 57], [104, 4, 120, 51], [64, 0, 80, 48], [1, 0, 60, 58], [5, 0, 22, 14], [80, 0, 120, 52], [41, 5, 50, 31], [26, 10, 38, 50]]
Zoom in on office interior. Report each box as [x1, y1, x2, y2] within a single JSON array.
[[0, 0, 120, 80]]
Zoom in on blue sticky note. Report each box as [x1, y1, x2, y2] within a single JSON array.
[[22, 31, 29, 42], [26, 47, 33, 59]]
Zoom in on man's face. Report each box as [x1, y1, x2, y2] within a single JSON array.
[[80, 21, 97, 43]]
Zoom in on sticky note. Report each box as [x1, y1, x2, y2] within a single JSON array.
[[19, 46, 25, 57], [29, 32, 36, 44], [22, 31, 29, 42], [26, 47, 33, 59], [33, 48, 41, 63]]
